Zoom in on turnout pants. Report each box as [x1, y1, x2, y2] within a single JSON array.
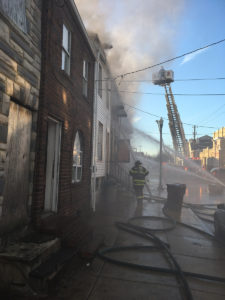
[[134, 185, 144, 200], [134, 185, 144, 216]]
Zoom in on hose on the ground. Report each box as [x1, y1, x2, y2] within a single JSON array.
[[98, 216, 194, 300], [119, 221, 194, 300], [98, 244, 225, 283], [98, 200, 225, 300]]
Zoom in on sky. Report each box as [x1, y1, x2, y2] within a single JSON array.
[[75, 0, 225, 156], [130, 0, 225, 154]]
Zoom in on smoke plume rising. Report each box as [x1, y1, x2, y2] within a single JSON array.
[[75, 0, 184, 77], [75, 0, 185, 123]]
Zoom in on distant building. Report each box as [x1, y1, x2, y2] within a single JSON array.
[[199, 128, 225, 170], [188, 135, 213, 158]]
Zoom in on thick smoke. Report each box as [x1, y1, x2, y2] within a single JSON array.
[[75, 0, 185, 78], [75, 0, 185, 123]]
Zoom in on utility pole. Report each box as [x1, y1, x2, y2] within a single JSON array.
[[156, 117, 164, 193], [193, 125, 197, 141]]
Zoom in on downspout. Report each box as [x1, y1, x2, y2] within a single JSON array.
[[91, 51, 100, 212]]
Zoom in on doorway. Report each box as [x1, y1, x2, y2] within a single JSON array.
[[3, 101, 32, 222], [44, 118, 62, 212]]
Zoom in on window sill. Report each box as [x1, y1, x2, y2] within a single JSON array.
[[72, 180, 82, 185], [61, 69, 70, 77], [82, 94, 89, 101]]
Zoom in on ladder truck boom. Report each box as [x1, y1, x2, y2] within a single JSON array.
[[152, 67, 189, 157]]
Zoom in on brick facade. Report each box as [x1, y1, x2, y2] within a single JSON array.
[[32, 0, 95, 226]]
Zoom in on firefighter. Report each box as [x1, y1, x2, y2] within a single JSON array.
[[129, 160, 149, 201]]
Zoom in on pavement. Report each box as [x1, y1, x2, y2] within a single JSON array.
[[6, 183, 225, 300]]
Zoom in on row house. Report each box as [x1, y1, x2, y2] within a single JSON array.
[[200, 127, 225, 170], [0, 0, 42, 235], [32, 0, 95, 228], [0, 0, 132, 241], [188, 135, 212, 159], [110, 81, 133, 188], [0, 0, 132, 290], [88, 33, 132, 209], [89, 34, 112, 210]]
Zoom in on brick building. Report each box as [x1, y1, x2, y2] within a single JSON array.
[[0, 0, 42, 234], [32, 0, 95, 226]]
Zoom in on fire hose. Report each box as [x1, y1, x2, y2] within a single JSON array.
[[98, 199, 225, 300]]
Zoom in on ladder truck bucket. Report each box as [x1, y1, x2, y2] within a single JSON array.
[[152, 68, 174, 85]]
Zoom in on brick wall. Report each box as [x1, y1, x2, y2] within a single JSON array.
[[32, 0, 95, 226], [0, 0, 41, 233]]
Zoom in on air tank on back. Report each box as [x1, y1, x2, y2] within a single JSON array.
[[152, 67, 174, 86]]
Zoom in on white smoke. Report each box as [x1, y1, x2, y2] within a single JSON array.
[[75, 0, 185, 78], [75, 0, 185, 126]]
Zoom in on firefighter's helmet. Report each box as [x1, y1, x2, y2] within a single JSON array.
[[135, 160, 142, 166]]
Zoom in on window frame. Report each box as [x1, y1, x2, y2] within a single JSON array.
[[61, 24, 71, 75], [106, 81, 110, 109], [98, 64, 102, 98], [97, 122, 103, 161], [82, 60, 89, 97], [72, 131, 83, 183]]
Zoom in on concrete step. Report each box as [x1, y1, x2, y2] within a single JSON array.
[[29, 246, 77, 290], [0, 237, 60, 292]]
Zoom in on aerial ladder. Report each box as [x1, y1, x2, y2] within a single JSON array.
[[152, 67, 189, 159]]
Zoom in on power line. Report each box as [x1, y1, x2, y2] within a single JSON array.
[[146, 132, 212, 136], [197, 103, 225, 125], [113, 38, 225, 79], [100, 77, 225, 83], [103, 89, 225, 96], [173, 77, 225, 82], [200, 109, 225, 126], [124, 102, 218, 129]]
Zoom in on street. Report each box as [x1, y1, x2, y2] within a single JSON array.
[[146, 161, 225, 206]]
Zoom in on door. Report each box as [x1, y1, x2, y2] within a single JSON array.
[[3, 102, 32, 222], [44, 118, 61, 212]]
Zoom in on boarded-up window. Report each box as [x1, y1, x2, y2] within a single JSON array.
[[0, 0, 27, 32]]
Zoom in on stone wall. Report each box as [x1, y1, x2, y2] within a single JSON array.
[[0, 0, 41, 232]]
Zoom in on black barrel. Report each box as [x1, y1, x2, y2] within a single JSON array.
[[165, 183, 186, 212]]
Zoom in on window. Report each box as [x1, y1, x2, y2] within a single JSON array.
[[82, 60, 88, 97], [62, 24, 71, 75], [72, 131, 83, 183], [98, 64, 102, 98], [97, 122, 103, 161], [106, 81, 110, 109]]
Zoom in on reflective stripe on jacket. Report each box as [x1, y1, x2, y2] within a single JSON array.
[[129, 165, 149, 186]]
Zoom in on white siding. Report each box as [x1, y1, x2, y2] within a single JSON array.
[[95, 63, 111, 177]]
